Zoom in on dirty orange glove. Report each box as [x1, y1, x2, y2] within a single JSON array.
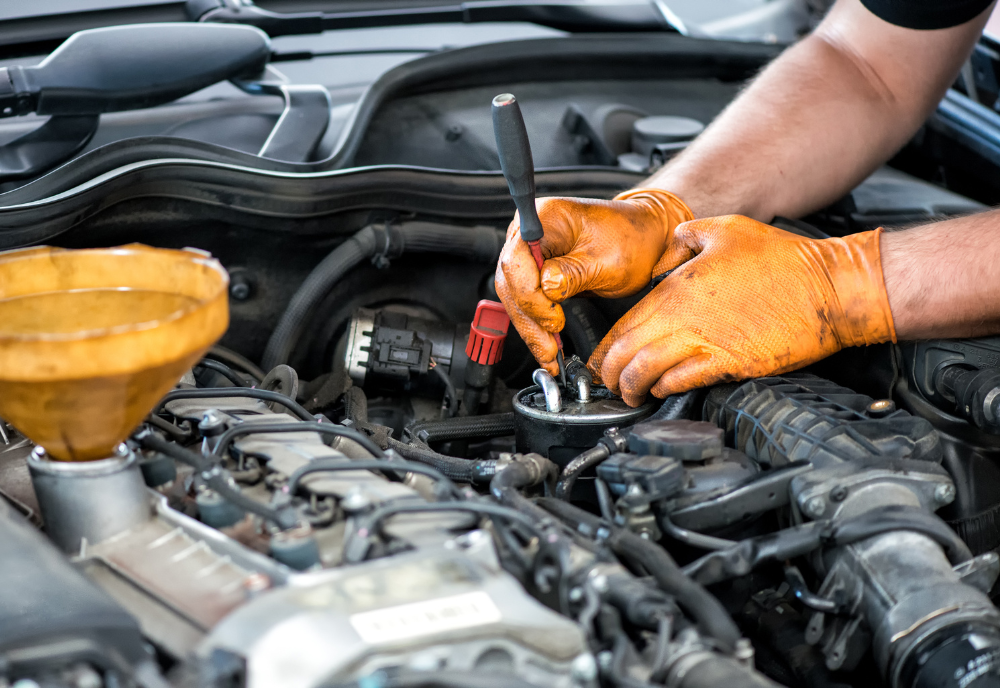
[[589, 215, 897, 407], [495, 188, 694, 376]]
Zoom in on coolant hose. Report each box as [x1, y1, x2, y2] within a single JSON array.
[[262, 222, 504, 370]]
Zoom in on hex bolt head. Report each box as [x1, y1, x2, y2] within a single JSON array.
[[934, 483, 956, 505], [804, 495, 826, 518]]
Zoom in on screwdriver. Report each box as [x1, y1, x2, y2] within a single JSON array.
[[491, 92, 567, 385]]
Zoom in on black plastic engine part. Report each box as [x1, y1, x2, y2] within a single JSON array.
[[900, 623, 1000, 688], [897, 339, 1000, 555], [345, 308, 471, 398], [627, 419, 723, 461], [596, 453, 684, 502], [0, 499, 147, 679], [513, 385, 655, 466], [264, 222, 504, 371], [704, 374, 942, 468], [936, 365, 1000, 433]]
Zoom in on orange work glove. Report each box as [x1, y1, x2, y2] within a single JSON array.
[[589, 215, 897, 407], [495, 188, 694, 376]]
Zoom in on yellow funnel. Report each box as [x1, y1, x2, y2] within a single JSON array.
[[0, 244, 228, 461]]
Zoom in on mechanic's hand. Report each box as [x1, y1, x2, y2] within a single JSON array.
[[495, 188, 693, 376], [589, 215, 897, 406]]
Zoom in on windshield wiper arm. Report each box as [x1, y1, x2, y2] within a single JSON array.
[[186, 0, 679, 36]]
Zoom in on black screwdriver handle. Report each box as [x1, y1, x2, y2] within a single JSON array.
[[492, 93, 544, 243]]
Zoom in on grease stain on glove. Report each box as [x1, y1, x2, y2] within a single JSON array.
[[495, 188, 693, 376], [588, 215, 896, 407]]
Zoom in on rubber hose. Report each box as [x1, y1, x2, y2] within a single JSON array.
[[536, 497, 742, 652], [555, 445, 610, 500], [490, 457, 560, 525], [408, 413, 516, 444], [386, 436, 496, 483], [262, 222, 504, 370], [262, 226, 377, 371]]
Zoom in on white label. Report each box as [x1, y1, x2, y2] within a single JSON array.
[[350, 591, 502, 644]]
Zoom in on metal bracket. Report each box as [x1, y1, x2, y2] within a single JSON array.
[[233, 66, 331, 162]]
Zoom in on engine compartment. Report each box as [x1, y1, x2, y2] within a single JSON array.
[[2, 22, 1000, 688]]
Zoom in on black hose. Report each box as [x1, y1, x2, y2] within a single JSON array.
[[285, 458, 459, 499], [490, 455, 560, 525], [135, 430, 298, 529], [407, 413, 515, 444], [682, 505, 973, 586], [206, 344, 266, 382], [345, 501, 547, 563], [385, 437, 496, 483], [210, 421, 385, 460], [555, 444, 610, 500], [146, 414, 190, 441], [195, 359, 249, 387], [536, 497, 742, 652], [156, 388, 314, 421], [661, 515, 736, 551], [431, 363, 458, 418], [262, 222, 504, 370]]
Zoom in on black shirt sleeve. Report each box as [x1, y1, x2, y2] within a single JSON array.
[[860, 0, 994, 29]]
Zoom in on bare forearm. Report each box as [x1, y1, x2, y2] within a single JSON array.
[[644, 0, 988, 222], [882, 212, 1000, 340]]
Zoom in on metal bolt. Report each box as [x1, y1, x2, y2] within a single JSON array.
[[568, 587, 584, 602], [590, 573, 609, 593], [829, 485, 848, 502], [804, 496, 826, 518], [341, 487, 373, 514], [596, 651, 613, 672], [198, 410, 227, 436], [229, 275, 252, 301], [867, 399, 896, 418], [934, 483, 956, 505], [571, 653, 598, 682], [734, 638, 755, 665]]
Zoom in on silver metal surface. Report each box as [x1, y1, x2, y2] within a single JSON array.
[[200, 546, 590, 688], [576, 375, 592, 403], [28, 445, 151, 553], [514, 385, 654, 425], [532, 369, 562, 413], [345, 308, 376, 386]]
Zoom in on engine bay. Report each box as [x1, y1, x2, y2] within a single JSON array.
[[3, 13, 1000, 688]]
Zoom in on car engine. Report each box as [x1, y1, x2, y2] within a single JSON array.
[[3, 8, 1000, 688]]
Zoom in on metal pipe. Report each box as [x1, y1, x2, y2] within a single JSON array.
[[532, 369, 561, 413]]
